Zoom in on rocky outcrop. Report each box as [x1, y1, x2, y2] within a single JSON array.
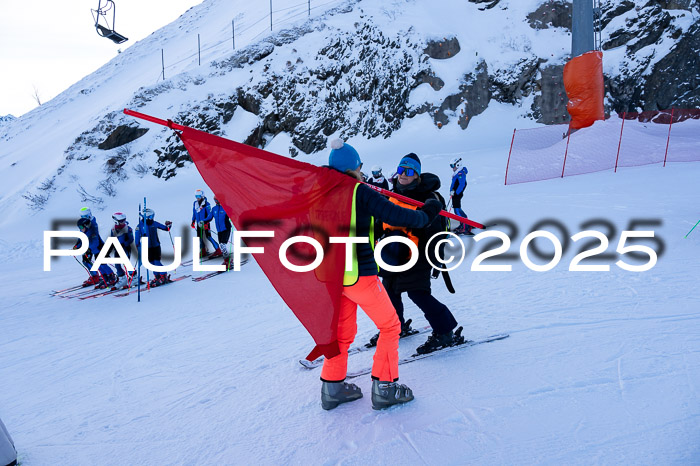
[[424, 37, 460, 59], [527, 1, 572, 30], [640, 21, 700, 110], [98, 125, 149, 150]]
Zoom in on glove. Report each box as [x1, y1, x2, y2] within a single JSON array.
[[450, 190, 455, 197], [165, 220, 172, 230], [419, 198, 442, 223], [198, 221, 204, 228], [191, 221, 195, 229]]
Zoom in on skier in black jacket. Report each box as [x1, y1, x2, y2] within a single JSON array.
[[370, 153, 463, 354]]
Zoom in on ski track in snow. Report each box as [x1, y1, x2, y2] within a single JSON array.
[[1, 0, 699, 463], [2, 147, 699, 464]]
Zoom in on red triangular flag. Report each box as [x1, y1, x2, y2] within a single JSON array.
[[125, 109, 357, 360]]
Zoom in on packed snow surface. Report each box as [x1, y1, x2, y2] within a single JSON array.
[[0, 0, 698, 464]]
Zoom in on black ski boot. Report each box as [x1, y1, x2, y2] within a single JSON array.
[[371, 380, 414, 410], [321, 381, 363, 410], [365, 319, 416, 348], [415, 326, 464, 355]]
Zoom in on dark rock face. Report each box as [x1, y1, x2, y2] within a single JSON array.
[[641, 21, 700, 110], [98, 125, 149, 150], [490, 57, 542, 104], [432, 61, 490, 130], [153, 19, 430, 179], [424, 37, 461, 59], [598, 0, 635, 30], [605, 6, 699, 112], [533, 65, 570, 125], [527, 1, 572, 30]]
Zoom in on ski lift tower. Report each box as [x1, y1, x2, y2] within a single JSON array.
[[563, 0, 605, 129]]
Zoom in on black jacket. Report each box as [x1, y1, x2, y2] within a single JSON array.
[[379, 173, 446, 293]]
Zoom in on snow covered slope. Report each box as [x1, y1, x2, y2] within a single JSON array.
[[0, 0, 698, 464]]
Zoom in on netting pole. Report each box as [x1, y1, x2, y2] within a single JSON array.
[[270, 0, 273, 31], [614, 111, 625, 173], [663, 107, 674, 167], [561, 126, 572, 178], [161, 49, 165, 80], [232, 20, 235, 50], [198, 34, 201, 66], [505, 128, 516, 185]]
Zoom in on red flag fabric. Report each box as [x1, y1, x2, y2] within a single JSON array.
[[124, 109, 357, 360]]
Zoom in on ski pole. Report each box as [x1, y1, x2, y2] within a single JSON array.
[[137, 203, 142, 302], [73, 255, 93, 281], [168, 227, 177, 273], [363, 183, 487, 230], [685, 219, 700, 238]]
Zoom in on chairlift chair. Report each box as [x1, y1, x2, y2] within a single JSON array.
[[92, 0, 128, 44]]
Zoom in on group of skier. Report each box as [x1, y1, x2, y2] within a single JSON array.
[[73, 189, 234, 290], [320, 140, 473, 410]]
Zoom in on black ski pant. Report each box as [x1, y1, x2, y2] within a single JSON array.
[[384, 286, 458, 335]]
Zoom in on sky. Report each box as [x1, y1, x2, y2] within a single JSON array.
[[0, 0, 203, 118]]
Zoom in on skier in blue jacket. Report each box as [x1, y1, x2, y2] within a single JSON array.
[[204, 197, 233, 268], [192, 189, 221, 258], [135, 208, 173, 287], [74, 207, 116, 287], [109, 212, 134, 289], [449, 157, 471, 235]]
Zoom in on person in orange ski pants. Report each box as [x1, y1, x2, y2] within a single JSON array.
[[319, 138, 443, 410]]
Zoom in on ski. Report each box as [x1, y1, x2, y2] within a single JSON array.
[[192, 259, 247, 282], [299, 324, 433, 370], [113, 275, 192, 297], [79, 279, 147, 300], [56, 286, 112, 299], [192, 271, 225, 282], [344, 333, 510, 379], [50, 284, 91, 296]]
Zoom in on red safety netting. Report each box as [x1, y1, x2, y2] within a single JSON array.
[[504, 109, 700, 185]]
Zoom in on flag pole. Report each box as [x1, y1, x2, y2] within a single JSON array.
[[362, 183, 487, 230]]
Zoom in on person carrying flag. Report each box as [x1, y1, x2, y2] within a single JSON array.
[[319, 139, 443, 411]]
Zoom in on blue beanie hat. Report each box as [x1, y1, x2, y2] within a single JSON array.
[[398, 152, 421, 175], [329, 139, 362, 172]]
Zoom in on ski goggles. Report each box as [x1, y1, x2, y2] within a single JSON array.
[[449, 163, 458, 169], [396, 166, 416, 177], [195, 194, 203, 199], [372, 171, 382, 177]]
